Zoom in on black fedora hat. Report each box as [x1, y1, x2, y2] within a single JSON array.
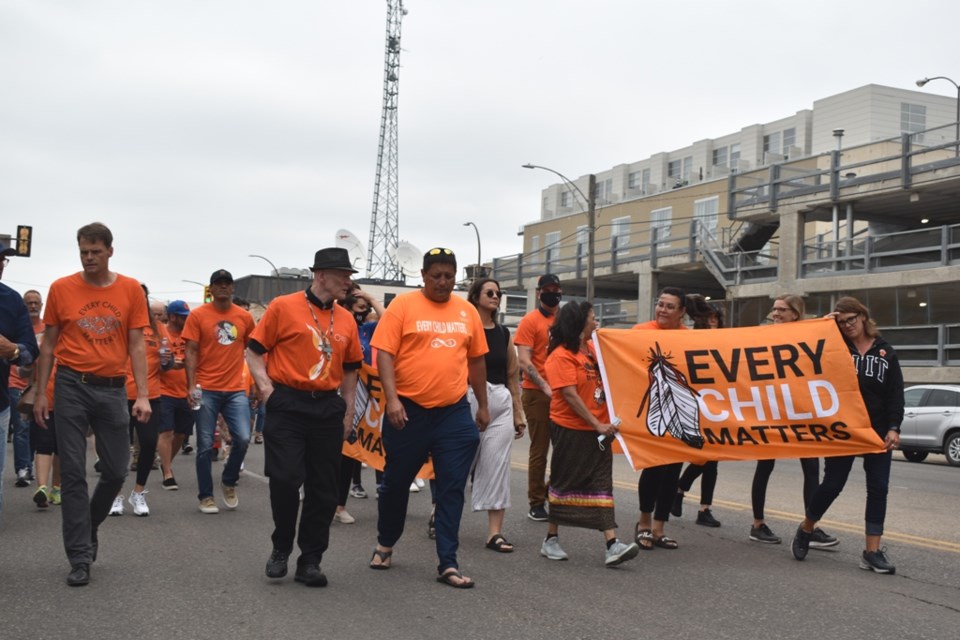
[[311, 247, 358, 273]]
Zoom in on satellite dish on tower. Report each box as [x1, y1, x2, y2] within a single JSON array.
[[335, 229, 366, 269], [390, 241, 423, 277]]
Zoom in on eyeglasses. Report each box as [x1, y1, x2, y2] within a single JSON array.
[[836, 314, 861, 327], [771, 306, 792, 313], [484, 289, 502, 299], [427, 248, 454, 256]]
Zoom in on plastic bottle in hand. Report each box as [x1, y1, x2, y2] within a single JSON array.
[[159, 337, 172, 367], [190, 384, 202, 411]]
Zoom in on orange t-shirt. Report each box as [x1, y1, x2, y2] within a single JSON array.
[[43, 273, 149, 377], [370, 291, 488, 408], [182, 303, 255, 392], [159, 325, 187, 398], [126, 323, 167, 400], [249, 291, 362, 391], [514, 307, 556, 390], [545, 342, 609, 430]]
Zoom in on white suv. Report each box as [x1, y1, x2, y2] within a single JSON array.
[[901, 385, 960, 467]]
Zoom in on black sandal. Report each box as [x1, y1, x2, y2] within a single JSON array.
[[369, 548, 392, 570], [436, 568, 475, 589], [485, 534, 514, 553], [653, 535, 679, 549], [635, 526, 654, 550]]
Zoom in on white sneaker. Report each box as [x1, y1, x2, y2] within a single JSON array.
[[540, 536, 569, 561], [109, 495, 124, 516], [414, 478, 425, 489], [198, 497, 219, 514], [334, 509, 356, 524], [605, 540, 640, 567], [128, 490, 150, 517], [409, 482, 421, 493]]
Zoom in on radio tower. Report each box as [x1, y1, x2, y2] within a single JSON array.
[[366, 0, 407, 281]]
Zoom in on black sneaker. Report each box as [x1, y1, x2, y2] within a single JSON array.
[[860, 547, 896, 574], [294, 563, 328, 587], [427, 511, 436, 540], [671, 492, 684, 518], [792, 526, 813, 560], [809, 527, 839, 549], [696, 508, 721, 527], [527, 504, 549, 522], [265, 549, 290, 579], [749, 523, 782, 544], [182, 442, 193, 454]]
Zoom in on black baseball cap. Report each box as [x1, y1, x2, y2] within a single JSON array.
[[537, 274, 561, 289], [209, 269, 234, 285]]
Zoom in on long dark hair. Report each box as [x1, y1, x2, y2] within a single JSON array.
[[548, 301, 593, 355], [687, 294, 725, 329], [466, 277, 500, 324]]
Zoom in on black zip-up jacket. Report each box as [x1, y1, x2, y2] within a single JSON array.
[[847, 335, 904, 437]]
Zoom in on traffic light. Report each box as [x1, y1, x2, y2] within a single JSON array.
[[16, 225, 32, 257], [203, 286, 213, 303]]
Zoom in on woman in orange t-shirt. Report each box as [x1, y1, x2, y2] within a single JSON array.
[[539, 301, 639, 567]]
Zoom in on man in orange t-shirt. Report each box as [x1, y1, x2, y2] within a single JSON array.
[[183, 269, 255, 514], [157, 300, 193, 489], [368, 248, 489, 589], [33, 222, 150, 587], [514, 273, 562, 522], [246, 247, 361, 587]]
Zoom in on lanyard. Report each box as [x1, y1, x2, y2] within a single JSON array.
[[305, 292, 335, 359]]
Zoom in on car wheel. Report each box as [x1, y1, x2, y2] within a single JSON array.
[[945, 433, 960, 467], [902, 450, 928, 463]]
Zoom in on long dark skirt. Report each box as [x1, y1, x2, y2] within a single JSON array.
[[547, 422, 617, 531]]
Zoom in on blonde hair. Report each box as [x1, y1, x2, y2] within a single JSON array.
[[834, 296, 879, 338], [775, 294, 805, 320]]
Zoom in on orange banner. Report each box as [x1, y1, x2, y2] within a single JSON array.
[[594, 319, 885, 470], [342, 362, 434, 479]]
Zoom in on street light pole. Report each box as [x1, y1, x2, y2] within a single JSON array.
[[916, 76, 960, 157], [181, 279, 206, 287], [522, 163, 597, 302], [248, 254, 279, 275], [463, 221, 482, 273]]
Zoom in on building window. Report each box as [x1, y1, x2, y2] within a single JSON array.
[[545, 231, 561, 266], [763, 131, 781, 155], [576, 225, 589, 255], [682, 156, 693, 181], [560, 191, 571, 208], [650, 207, 672, 247], [641, 168, 651, 190], [529, 235, 540, 266], [729, 143, 741, 169], [668, 160, 682, 179], [712, 146, 728, 167], [611, 216, 630, 255], [628, 171, 640, 189], [694, 196, 719, 236], [594, 178, 613, 203], [783, 127, 796, 153], [901, 102, 927, 143]]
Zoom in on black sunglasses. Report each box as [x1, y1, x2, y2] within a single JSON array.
[[484, 289, 503, 299]]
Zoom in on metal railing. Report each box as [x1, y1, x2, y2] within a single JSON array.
[[881, 324, 960, 367]]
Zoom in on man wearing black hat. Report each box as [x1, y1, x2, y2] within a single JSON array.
[[514, 274, 563, 522], [183, 269, 256, 514], [246, 248, 362, 587]]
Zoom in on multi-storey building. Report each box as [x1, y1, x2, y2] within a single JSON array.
[[492, 84, 960, 382]]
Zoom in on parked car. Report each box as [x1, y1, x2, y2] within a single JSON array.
[[900, 385, 960, 467]]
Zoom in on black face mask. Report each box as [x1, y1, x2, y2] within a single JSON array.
[[353, 310, 371, 326], [540, 291, 562, 308]]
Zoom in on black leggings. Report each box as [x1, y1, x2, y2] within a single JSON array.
[[638, 462, 683, 522], [128, 399, 160, 487], [677, 461, 718, 505], [751, 457, 820, 521]]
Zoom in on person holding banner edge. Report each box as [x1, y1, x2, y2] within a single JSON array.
[[791, 297, 903, 574], [540, 301, 639, 567]]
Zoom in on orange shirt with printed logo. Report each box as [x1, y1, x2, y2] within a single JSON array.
[[514, 308, 556, 390], [126, 323, 167, 400], [159, 325, 187, 398], [545, 343, 609, 431], [182, 303, 255, 392], [43, 273, 149, 377], [370, 291, 488, 408], [249, 291, 362, 391]]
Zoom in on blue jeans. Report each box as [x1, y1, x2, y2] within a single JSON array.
[[377, 396, 479, 574], [195, 390, 250, 500], [0, 407, 8, 515], [8, 388, 31, 474], [806, 451, 893, 536]]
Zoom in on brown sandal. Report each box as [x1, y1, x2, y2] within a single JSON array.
[[653, 535, 679, 549], [437, 568, 475, 589]]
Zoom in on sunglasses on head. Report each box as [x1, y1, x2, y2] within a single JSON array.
[[427, 247, 454, 256], [484, 289, 503, 299]]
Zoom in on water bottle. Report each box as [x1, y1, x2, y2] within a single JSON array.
[[190, 384, 202, 411], [159, 337, 172, 367]]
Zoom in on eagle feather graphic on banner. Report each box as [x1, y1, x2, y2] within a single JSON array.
[[637, 342, 705, 449]]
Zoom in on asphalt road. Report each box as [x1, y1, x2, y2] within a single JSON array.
[[2, 439, 958, 640]]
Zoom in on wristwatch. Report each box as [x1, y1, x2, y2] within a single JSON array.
[[9, 345, 19, 362]]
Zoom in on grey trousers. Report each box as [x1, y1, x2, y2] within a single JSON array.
[[54, 368, 130, 567]]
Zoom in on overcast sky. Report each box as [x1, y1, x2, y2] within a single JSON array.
[[2, 0, 958, 303]]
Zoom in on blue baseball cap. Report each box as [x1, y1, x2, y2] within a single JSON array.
[[166, 300, 190, 316]]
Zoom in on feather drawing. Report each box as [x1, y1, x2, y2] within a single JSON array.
[[636, 342, 705, 449], [306, 324, 330, 381]]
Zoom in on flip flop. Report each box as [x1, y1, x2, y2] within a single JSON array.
[[485, 534, 515, 553], [437, 568, 475, 589], [653, 535, 679, 550], [635, 525, 654, 550], [369, 548, 392, 570]]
